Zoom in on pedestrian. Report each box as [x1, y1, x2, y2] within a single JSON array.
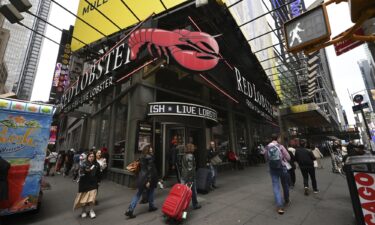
[[64, 149, 74, 177], [312, 145, 323, 169], [287, 143, 297, 188], [46, 150, 58, 176], [125, 144, 158, 219], [207, 141, 220, 189], [95, 150, 107, 205], [265, 133, 291, 215], [72, 149, 81, 181], [55, 151, 65, 175], [73, 151, 101, 219], [181, 140, 201, 210], [227, 149, 242, 170], [295, 139, 319, 195]]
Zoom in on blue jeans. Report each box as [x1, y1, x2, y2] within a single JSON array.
[[209, 165, 217, 186], [270, 167, 289, 208], [180, 179, 198, 208], [128, 187, 155, 212]]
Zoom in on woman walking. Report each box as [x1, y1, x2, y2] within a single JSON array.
[[125, 145, 158, 219], [73, 151, 101, 219]]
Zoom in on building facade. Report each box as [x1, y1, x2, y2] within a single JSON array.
[[56, 1, 279, 186], [358, 59, 375, 111], [3, 0, 51, 99], [0, 8, 9, 94]]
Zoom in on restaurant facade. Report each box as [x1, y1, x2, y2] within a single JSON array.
[[56, 1, 279, 186]]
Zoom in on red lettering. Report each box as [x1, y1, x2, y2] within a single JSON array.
[[355, 173, 374, 186], [365, 214, 375, 225], [359, 187, 375, 201], [362, 201, 375, 214]]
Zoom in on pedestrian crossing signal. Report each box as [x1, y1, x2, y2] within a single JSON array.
[[283, 5, 331, 53]]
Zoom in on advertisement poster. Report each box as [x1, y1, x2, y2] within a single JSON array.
[[137, 121, 152, 152], [0, 99, 53, 215]]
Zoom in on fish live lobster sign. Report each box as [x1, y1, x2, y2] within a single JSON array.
[[128, 29, 220, 71]]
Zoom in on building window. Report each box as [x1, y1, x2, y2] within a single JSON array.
[[211, 110, 230, 154], [112, 95, 128, 169], [235, 115, 248, 153], [98, 106, 111, 149]]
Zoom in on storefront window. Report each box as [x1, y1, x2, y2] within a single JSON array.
[[112, 95, 128, 169], [235, 115, 248, 153], [211, 110, 230, 154], [98, 106, 111, 149]]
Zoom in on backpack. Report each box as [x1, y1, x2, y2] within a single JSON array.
[[268, 144, 283, 169]]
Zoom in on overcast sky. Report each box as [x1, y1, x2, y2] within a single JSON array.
[[30, 0, 367, 125]]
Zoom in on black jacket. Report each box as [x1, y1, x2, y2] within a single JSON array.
[[181, 153, 196, 182], [137, 154, 158, 189], [78, 160, 100, 193], [287, 150, 296, 170], [0, 157, 10, 201], [295, 147, 316, 168]]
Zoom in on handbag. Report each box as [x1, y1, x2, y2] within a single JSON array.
[[285, 161, 292, 170], [126, 160, 140, 173], [313, 160, 318, 168], [210, 155, 222, 165]]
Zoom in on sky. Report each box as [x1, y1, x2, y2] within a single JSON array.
[[30, 0, 367, 125]]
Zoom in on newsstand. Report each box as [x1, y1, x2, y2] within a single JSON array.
[[344, 155, 375, 225]]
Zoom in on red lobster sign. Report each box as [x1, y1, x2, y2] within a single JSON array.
[[128, 29, 220, 71]]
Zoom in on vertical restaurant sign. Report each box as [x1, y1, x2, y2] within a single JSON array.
[[136, 121, 152, 153], [353, 172, 375, 225], [0, 99, 54, 216]]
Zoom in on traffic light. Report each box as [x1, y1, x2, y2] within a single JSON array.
[[349, 0, 375, 23]]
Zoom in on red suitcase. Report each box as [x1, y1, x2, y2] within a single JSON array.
[[162, 183, 192, 221]]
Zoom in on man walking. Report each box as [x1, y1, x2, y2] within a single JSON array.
[[295, 139, 318, 195], [265, 134, 291, 215]]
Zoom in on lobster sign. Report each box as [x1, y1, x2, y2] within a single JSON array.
[[128, 29, 220, 71]]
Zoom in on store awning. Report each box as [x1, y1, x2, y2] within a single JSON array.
[[280, 103, 330, 127]]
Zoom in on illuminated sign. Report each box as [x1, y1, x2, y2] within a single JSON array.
[[71, 0, 189, 51], [148, 102, 218, 122], [353, 172, 375, 225], [284, 5, 331, 53]]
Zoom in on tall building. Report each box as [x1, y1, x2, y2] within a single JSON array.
[[266, 0, 343, 141], [358, 59, 375, 111], [2, 0, 51, 100]]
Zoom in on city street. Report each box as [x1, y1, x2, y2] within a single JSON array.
[[2, 158, 355, 225]]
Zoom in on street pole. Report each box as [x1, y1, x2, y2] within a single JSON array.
[[359, 104, 372, 144]]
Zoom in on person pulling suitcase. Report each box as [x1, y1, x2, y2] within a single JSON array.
[[180, 141, 201, 210]]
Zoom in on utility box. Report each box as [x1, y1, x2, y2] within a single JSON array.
[[344, 155, 375, 225]]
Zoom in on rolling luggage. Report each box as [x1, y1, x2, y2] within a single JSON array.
[[162, 183, 192, 221], [196, 168, 211, 194]]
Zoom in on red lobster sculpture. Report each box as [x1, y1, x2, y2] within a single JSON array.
[[128, 29, 220, 71]]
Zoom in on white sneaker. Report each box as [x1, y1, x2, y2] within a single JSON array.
[[81, 212, 87, 218], [89, 209, 96, 219]]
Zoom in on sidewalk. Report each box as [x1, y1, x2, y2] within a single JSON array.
[[2, 158, 355, 225]]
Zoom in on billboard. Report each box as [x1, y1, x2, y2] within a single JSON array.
[[0, 99, 54, 215], [71, 0, 189, 51]]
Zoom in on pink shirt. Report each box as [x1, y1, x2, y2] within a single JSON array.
[[265, 141, 291, 167]]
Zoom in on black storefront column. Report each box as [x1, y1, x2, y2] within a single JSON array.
[[227, 109, 236, 152]]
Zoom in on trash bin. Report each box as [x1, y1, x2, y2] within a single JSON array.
[[344, 155, 375, 225]]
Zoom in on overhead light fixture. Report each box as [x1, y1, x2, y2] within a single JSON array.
[[9, 0, 32, 12]]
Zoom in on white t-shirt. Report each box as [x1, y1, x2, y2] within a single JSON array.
[[48, 152, 58, 163]]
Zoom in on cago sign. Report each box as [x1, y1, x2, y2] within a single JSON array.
[[284, 5, 331, 53]]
